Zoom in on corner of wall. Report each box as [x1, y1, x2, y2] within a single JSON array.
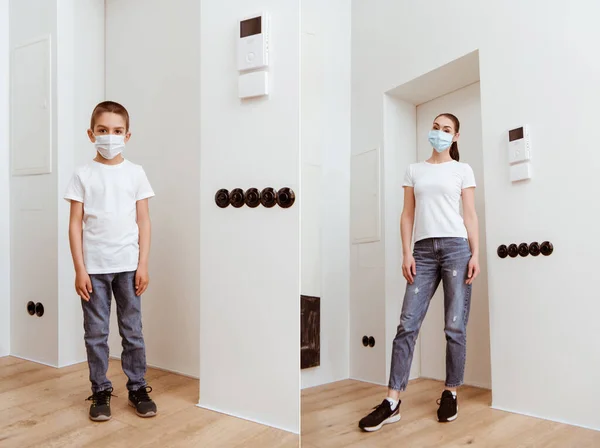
[[382, 96, 418, 382], [57, 0, 105, 368], [300, 0, 352, 389], [0, 0, 11, 358]]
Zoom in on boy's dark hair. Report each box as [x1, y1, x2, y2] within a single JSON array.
[[90, 101, 130, 131]]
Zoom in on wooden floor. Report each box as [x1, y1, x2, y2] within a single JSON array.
[[0, 356, 298, 448], [301, 379, 600, 448]]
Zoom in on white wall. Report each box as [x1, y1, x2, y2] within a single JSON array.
[[9, 0, 59, 366], [0, 0, 10, 357], [57, 0, 105, 368], [55, 0, 76, 368], [8, 0, 104, 367], [417, 83, 491, 389], [200, 0, 300, 433], [300, 0, 351, 390], [382, 97, 418, 384], [105, 0, 201, 378], [352, 0, 600, 431]]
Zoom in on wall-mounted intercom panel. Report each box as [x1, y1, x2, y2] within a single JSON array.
[[508, 125, 533, 182], [237, 12, 270, 72], [508, 125, 531, 165]]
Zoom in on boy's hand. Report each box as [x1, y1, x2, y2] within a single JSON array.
[[75, 270, 93, 301], [136, 265, 150, 297], [466, 256, 480, 285]]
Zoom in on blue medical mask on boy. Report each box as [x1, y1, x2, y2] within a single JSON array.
[[428, 130, 454, 153]]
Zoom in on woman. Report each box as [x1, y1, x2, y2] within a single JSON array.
[[359, 113, 480, 432]]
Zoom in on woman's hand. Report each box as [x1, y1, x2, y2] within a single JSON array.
[[466, 256, 480, 285], [135, 265, 150, 296], [75, 269, 93, 301], [402, 253, 416, 284]]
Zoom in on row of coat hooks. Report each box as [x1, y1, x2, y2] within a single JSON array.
[[215, 187, 295, 209], [497, 241, 553, 258]]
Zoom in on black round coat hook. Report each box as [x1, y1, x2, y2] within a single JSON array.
[[230, 188, 245, 208], [27, 301, 36, 316], [260, 188, 277, 208], [276, 187, 295, 208], [244, 188, 261, 208], [215, 189, 230, 208], [518, 243, 529, 257], [497, 245, 508, 259], [529, 242, 541, 256], [540, 241, 554, 256]]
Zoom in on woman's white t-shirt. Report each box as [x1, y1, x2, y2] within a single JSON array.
[[403, 160, 476, 243], [64, 159, 155, 275]]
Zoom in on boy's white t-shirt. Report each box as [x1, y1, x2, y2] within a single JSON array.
[[64, 159, 155, 275], [403, 160, 476, 243]]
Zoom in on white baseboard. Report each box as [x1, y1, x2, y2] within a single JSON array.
[[492, 405, 600, 433], [301, 374, 351, 390], [462, 380, 492, 390], [9, 354, 59, 368], [195, 402, 299, 435], [348, 376, 387, 387], [58, 358, 87, 369], [108, 355, 199, 380], [418, 375, 492, 390], [344, 376, 491, 391]]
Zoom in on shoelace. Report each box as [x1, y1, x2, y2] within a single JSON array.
[[368, 400, 392, 419], [132, 385, 153, 402], [86, 388, 116, 406], [437, 393, 455, 407]]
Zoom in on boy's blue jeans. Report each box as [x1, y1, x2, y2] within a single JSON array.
[[389, 237, 473, 391], [82, 271, 147, 393]]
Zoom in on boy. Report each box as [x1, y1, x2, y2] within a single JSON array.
[[64, 101, 157, 421]]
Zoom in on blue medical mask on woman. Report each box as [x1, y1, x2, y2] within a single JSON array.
[[428, 130, 454, 153]]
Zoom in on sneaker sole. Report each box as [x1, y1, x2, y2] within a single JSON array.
[[89, 414, 111, 422], [438, 413, 458, 423], [361, 414, 401, 432], [128, 400, 158, 418]]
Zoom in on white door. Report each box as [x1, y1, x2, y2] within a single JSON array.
[[416, 82, 491, 389]]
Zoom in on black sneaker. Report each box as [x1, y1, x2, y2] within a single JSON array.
[[358, 399, 401, 432], [86, 388, 115, 422], [128, 386, 157, 418], [437, 390, 458, 422]]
